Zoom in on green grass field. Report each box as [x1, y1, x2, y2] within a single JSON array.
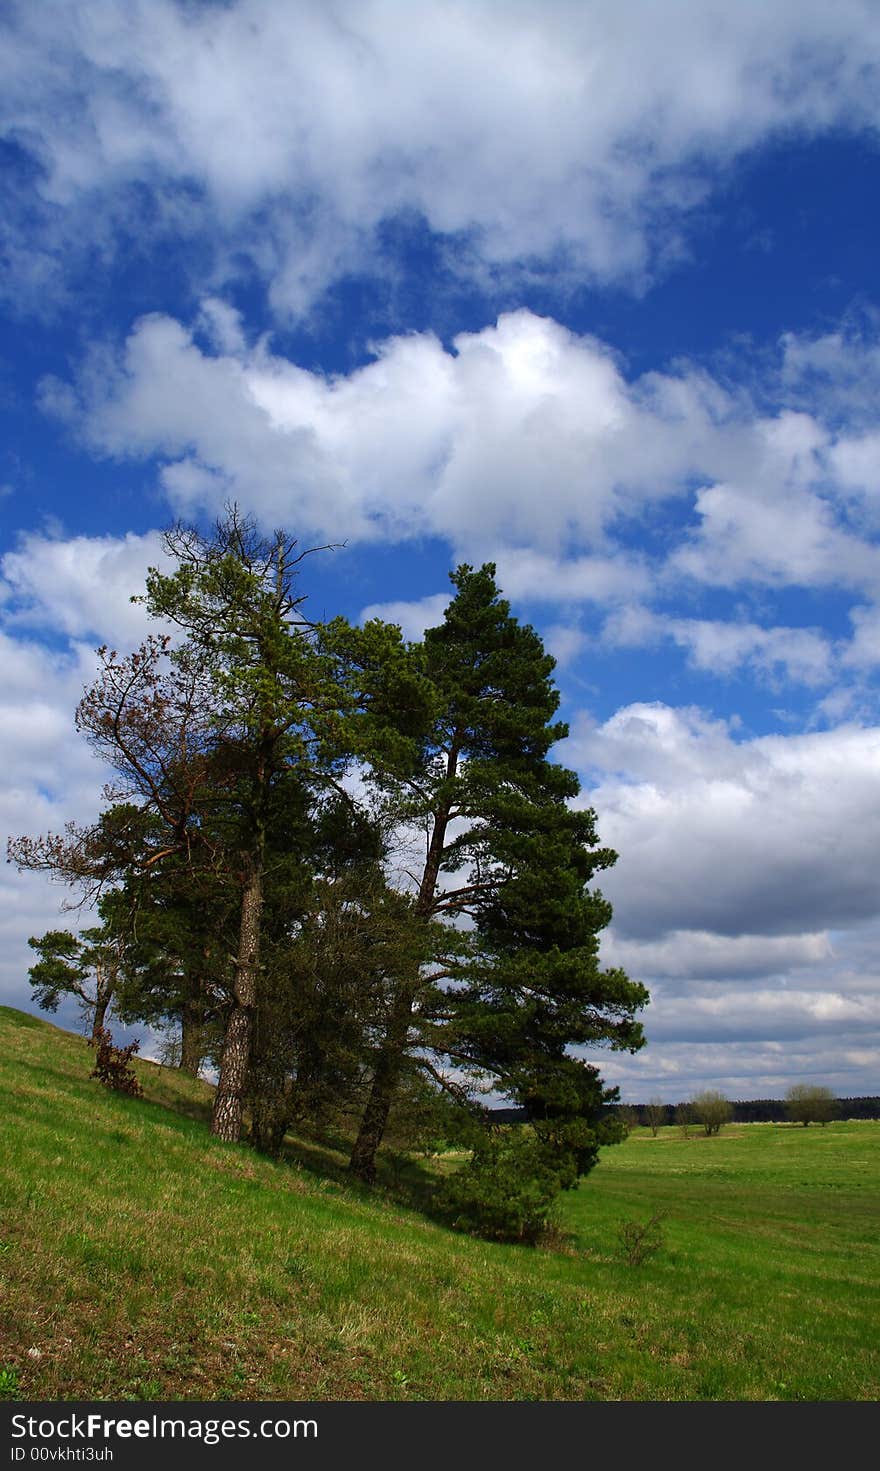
[[1, 1005, 877, 1401]]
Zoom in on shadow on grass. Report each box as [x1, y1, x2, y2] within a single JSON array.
[[276, 1125, 456, 1224], [2, 1006, 462, 1234]]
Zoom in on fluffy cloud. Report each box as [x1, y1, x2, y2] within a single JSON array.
[[34, 304, 880, 724], [569, 702, 880, 939], [0, 532, 184, 1010], [0, 629, 113, 1008], [39, 308, 880, 624], [39, 308, 702, 548], [360, 593, 450, 641], [640, 985, 880, 1044], [4, 2, 880, 313], [0, 529, 169, 644], [603, 605, 833, 686]]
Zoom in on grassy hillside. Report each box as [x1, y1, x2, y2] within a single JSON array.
[[1, 1005, 878, 1401]]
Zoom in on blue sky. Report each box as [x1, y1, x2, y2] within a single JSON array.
[[3, 0, 880, 1102]]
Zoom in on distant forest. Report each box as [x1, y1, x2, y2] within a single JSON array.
[[492, 1098, 880, 1124]]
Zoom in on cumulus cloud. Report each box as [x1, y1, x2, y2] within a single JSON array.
[[780, 321, 880, 432], [603, 605, 833, 686], [594, 1033, 880, 1102], [39, 308, 699, 547], [34, 303, 880, 725], [0, 528, 169, 644], [0, 630, 114, 1007], [38, 307, 880, 630], [20, 311, 792, 553], [494, 549, 652, 606], [4, 1, 880, 313], [569, 702, 880, 939], [640, 985, 880, 1044], [0, 530, 186, 1009], [360, 593, 450, 641], [667, 407, 880, 593]]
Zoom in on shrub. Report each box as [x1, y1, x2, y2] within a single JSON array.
[[437, 1127, 570, 1244], [88, 1026, 143, 1098], [616, 1212, 665, 1266]]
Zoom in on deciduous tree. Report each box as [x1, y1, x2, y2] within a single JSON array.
[[691, 1089, 732, 1136], [785, 1083, 836, 1127], [645, 1096, 667, 1136]]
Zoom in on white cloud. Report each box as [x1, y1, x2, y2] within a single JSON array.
[[4, 2, 880, 312], [667, 407, 880, 593], [494, 549, 652, 606], [603, 605, 833, 686], [0, 630, 114, 1008], [40, 307, 880, 631], [542, 624, 588, 670], [0, 529, 169, 644], [570, 702, 880, 939], [360, 592, 450, 641], [596, 1034, 880, 1102], [841, 603, 880, 670], [671, 479, 880, 592], [603, 928, 833, 981], [780, 323, 880, 430], [0, 531, 186, 1009], [829, 431, 880, 504], [642, 985, 880, 1043], [35, 308, 740, 557]]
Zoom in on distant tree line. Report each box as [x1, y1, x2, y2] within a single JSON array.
[[605, 1093, 880, 1127], [10, 507, 649, 1243]]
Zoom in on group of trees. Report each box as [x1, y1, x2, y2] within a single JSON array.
[[620, 1082, 841, 1137], [10, 508, 648, 1239]]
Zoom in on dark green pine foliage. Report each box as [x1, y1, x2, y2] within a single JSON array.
[[458, 801, 648, 1177], [348, 563, 648, 1185], [244, 789, 395, 1156], [102, 846, 238, 1077], [27, 921, 123, 1042]]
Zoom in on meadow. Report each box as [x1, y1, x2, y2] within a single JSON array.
[[1, 1005, 877, 1402]]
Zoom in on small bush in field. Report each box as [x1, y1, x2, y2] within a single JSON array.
[[437, 1128, 569, 1244], [88, 1026, 143, 1098], [616, 1212, 664, 1266]]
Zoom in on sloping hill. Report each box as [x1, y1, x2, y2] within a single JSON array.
[[1, 1006, 878, 1401]]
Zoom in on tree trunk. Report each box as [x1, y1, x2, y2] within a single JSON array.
[[250, 1075, 294, 1157], [179, 995, 204, 1077], [348, 989, 413, 1184], [211, 862, 263, 1142], [91, 993, 110, 1042], [348, 768, 459, 1184]]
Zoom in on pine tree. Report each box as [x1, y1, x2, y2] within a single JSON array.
[[139, 508, 353, 1141], [27, 920, 125, 1040], [346, 564, 648, 1183], [9, 507, 427, 1148]]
